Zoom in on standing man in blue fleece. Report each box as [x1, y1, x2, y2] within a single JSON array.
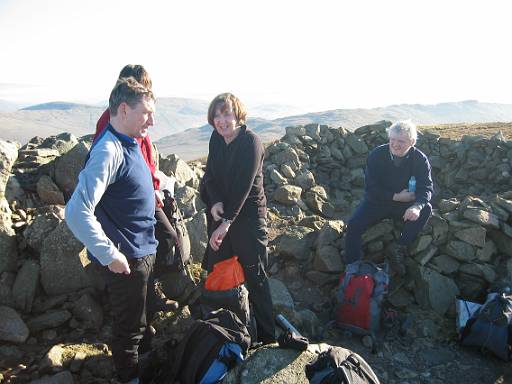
[[344, 120, 433, 276], [65, 77, 157, 384]]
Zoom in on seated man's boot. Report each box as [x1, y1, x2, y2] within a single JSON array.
[[389, 244, 407, 277]]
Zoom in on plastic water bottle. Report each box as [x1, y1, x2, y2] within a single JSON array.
[[408, 176, 416, 192]]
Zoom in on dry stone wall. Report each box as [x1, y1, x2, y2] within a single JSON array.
[[0, 121, 512, 381], [264, 121, 512, 315]]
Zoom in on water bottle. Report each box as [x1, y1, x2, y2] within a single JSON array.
[[408, 176, 416, 193], [275, 314, 301, 337]]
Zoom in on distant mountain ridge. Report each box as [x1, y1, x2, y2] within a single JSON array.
[[0, 97, 209, 145], [2, 99, 512, 160], [22, 101, 89, 111], [156, 100, 512, 160]]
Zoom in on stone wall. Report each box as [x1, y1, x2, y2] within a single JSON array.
[[264, 121, 512, 315], [1, 122, 512, 381]]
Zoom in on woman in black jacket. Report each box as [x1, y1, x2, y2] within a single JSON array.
[[201, 92, 275, 344]]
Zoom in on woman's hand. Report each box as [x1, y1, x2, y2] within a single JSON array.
[[210, 202, 224, 221], [209, 221, 230, 251]]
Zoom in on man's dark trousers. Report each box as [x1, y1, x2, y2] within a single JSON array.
[[106, 253, 155, 383], [345, 199, 432, 264]]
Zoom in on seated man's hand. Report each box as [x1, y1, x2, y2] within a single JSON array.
[[210, 202, 224, 222], [403, 204, 421, 222], [393, 189, 416, 203], [209, 221, 230, 251], [108, 254, 131, 274]]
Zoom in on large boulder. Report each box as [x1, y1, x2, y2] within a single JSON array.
[[273, 185, 302, 206], [23, 209, 62, 251], [0, 140, 19, 196], [488, 230, 512, 258], [12, 259, 40, 313], [224, 346, 317, 384], [40, 221, 91, 296], [462, 208, 500, 229], [30, 371, 74, 384], [26, 309, 72, 332], [269, 278, 294, 312], [160, 154, 196, 184], [37, 175, 65, 205], [5, 175, 25, 202], [54, 141, 90, 198], [453, 226, 486, 248], [38, 132, 79, 155], [414, 266, 460, 315], [0, 199, 17, 274], [276, 226, 315, 262], [184, 211, 208, 263], [175, 184, 205, 218], [445, 240, 476, 262], [0, 306, 29, 343], [0, 272, 15, 306], [72, 293, 103, 329], [313, 245, 343, 273], [271, 146, 301, 170]]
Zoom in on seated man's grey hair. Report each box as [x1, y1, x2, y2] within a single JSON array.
[[387, 120, 418, 142]]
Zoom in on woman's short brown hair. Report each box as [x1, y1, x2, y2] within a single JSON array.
[[207, 93, 247, 127], [118, 64, 153, 90]]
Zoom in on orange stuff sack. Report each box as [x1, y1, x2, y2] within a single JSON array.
[[205, 256, 246, 291]]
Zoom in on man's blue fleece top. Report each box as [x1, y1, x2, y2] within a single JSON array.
[[65, 124, 157, 265], [364, 144, 433, 205]]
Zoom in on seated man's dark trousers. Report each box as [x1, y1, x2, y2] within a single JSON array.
[[344, 199, 432, 264], [106, 253, 155, 383]]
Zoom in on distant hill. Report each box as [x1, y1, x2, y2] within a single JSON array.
[[156, 117, 281, 161], [0, 97, 209, 145], [22, 101, 89, 111], [3, 99, 512, 158], [156, 100, 512, 160]]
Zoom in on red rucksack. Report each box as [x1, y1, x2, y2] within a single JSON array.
[[335, 261, 389, 337]]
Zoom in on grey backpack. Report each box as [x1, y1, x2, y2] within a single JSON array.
[[305, 346, 380, 384]]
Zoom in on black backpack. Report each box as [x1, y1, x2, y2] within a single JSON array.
[[460, 293, 512, 361], [305, 347, 380, 384], [199, 284, 257, 342], [149, 309, 251, 384], [156, 189, 191, 274]]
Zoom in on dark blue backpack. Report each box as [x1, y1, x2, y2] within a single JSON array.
[[148, 309, 251, 384], [460, 293, 512, 361]]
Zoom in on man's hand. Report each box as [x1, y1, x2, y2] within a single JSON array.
[[209, 221, 230, 251], [393, 189, 416, 203], [211, 202, 224, 222], [403, 205, 421, 222], [108, 254, 131, 274]]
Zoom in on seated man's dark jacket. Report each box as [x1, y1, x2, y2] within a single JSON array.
[[364, 144, 433, 205]]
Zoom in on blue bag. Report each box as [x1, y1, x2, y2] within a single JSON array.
[[460, 293, 512, 361]]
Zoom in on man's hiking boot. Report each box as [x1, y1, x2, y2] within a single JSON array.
[[389, 244, 407, 277]]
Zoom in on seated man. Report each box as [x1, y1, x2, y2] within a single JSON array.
[[344, 120, 433, 276]]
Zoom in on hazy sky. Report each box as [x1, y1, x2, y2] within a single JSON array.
[[0, 0, 511, 112]]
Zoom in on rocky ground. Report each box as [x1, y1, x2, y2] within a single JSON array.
[[1, 121, 512, 383], [259, 218, 512, 384]]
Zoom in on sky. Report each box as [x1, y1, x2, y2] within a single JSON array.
[[0, 0, 511, 113]]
